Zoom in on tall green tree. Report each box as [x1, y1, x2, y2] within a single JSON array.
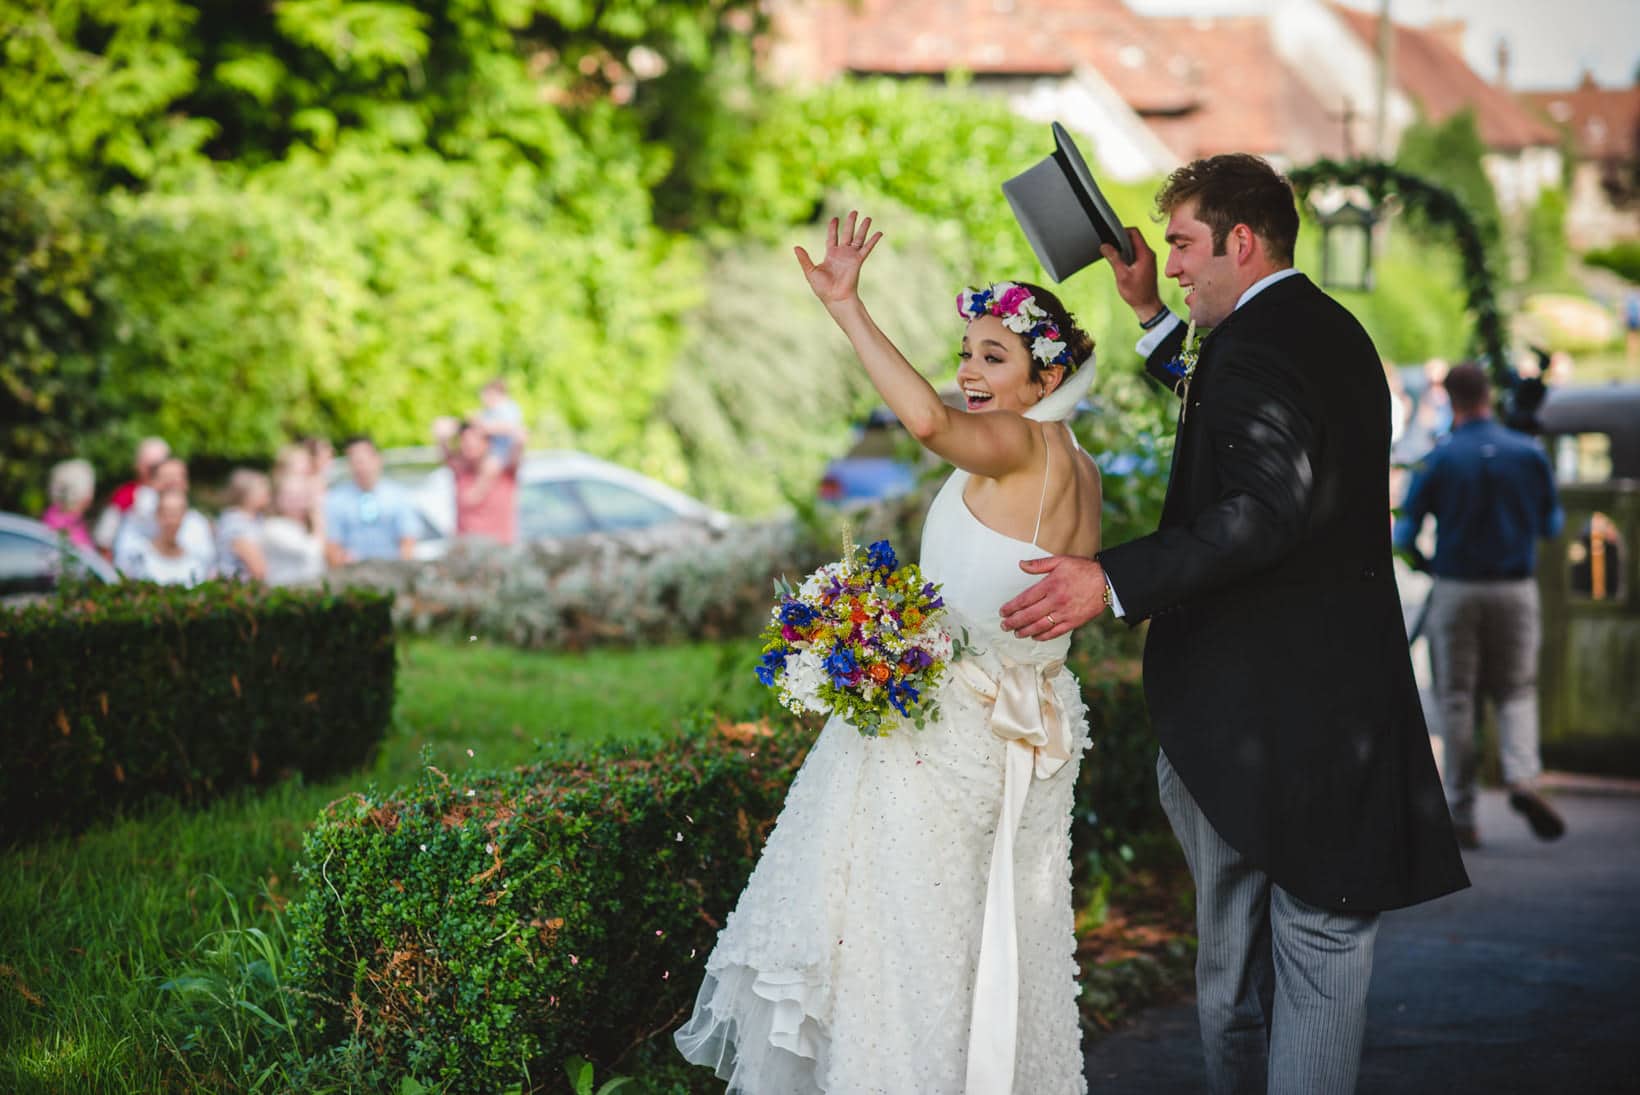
[[1395, 109, 1506, 269]]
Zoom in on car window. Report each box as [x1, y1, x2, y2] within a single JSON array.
[[0, 530, 57, 596], [573, 479, 679, 530], [518, 481, 595, 539], [1552, 433, 1613, 484]]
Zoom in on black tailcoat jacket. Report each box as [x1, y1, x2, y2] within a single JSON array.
[[1099, 273, 1469, 913]]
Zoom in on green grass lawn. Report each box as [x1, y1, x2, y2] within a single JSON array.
[[0, 636, 766, 1094]]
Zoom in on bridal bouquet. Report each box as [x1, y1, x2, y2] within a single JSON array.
[[755, 536, 961, 737]]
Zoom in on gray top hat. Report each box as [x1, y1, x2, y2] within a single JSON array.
[[1003, 122, 1134, 282]]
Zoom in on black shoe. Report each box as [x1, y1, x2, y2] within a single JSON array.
[[1453, 823, 1481, 850], [1509, 789, 1566, 840]]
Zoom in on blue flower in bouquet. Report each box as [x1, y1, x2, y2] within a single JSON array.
[[755, 648, 788, 686], [866, 539, 897, 574], [887, 678, 920, 717], [824, 647, 858, 686], [921, 582, 944, 610], [779, 601, 818, 627]]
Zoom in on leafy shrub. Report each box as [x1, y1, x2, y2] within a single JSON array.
[[1584, 241, 1640, 284], [284, 721, 810, 1090], [1066, 651, 1161, 897], [284, 657, 1156, 1089], [0, 581, 394, 844], [0, 171, 110, 513], [330, 491, 935, 651]]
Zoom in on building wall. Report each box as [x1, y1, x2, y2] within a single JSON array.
[[1566, 161, 1640, 249]]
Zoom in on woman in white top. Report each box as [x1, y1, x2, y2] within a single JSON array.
[[262, 474, 327, 586], [124, 489, 212, 586]]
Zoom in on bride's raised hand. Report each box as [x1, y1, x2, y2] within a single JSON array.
[[795, 211, 883, 306]]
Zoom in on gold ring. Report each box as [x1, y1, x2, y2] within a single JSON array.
[[1045, 614, 1055, 627]]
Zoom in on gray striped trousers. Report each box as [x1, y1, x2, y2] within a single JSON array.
[[1158, 750, 1380, 1095]]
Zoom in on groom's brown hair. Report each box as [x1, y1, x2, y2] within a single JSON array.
[[1156, 154, 1299, 264]]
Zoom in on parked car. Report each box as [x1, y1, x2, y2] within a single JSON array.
[[818, 405, 926, 506], [0, 512, 120, 601], [818, 393, 1143, 507], [331, 448, 733, 555]]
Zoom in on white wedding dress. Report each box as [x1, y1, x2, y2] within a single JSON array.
[[676, 407, 1095, 1094]]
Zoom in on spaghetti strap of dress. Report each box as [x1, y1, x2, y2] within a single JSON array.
[[1030, 423, 1053, 547]]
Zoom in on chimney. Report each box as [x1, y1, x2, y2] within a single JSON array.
[[1494, 37, 1510, 89]]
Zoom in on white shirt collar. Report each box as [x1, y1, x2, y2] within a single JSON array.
[[1235, 267, 1303, 313]]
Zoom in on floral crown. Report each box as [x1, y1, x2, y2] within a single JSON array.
[[956, 282, 1077, 372]]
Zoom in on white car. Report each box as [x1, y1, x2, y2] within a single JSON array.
[[332, 448, 732, 555], [0, 512, 120, 601]]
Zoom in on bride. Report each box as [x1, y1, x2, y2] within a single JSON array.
[[675, 212, 1102, 1094]]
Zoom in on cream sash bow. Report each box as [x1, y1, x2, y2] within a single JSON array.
[[955, 656, 1072, 1095]]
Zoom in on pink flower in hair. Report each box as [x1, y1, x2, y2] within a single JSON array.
[[995, 284, 1032, 315]]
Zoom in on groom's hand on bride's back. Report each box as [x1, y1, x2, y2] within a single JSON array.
[[1000, 556, 1107, 640]]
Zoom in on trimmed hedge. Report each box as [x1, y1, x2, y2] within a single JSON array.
[[284, 655, 1156, 1089], [0, 581, 395, 844], [286, 721, 809, 1089]]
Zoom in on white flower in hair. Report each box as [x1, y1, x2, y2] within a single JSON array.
[[1032, 335, 1068, 363], [1001, 311, 1035, 334]]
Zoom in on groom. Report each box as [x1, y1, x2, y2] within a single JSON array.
[[1001, 154, 1469, 1093]]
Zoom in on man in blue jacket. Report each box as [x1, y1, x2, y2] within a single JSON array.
[[1394, 362, 1566, 848]]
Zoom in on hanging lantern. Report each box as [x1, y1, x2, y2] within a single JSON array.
[[1316, 198, 1378, 293]]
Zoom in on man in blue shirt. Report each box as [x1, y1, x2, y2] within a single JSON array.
[[324, 436, 421, 564], [1394, 363, 1565, 849]]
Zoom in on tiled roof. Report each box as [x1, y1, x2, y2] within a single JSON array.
[[1521, 75, 1640, 162], [798, 0, 1200, 113], [1331, 4, 1560, 151], [1142, 16, 1349, 162]]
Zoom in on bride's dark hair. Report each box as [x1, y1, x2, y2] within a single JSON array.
[[1014, 282, 1095, 382]]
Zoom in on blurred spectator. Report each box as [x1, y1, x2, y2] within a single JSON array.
[[42, 459, 96, 549], [113, 458, 216, 573], [478, 378, 526, 465], [325, 436, 418, 564], [1546, 350, 1575, 387], [435, 416, 521, 545], [121, 489, 211, 586], [1392, 363, 1565, 850], [1421, 358, 1453, 435], [263, 475, 326, 585], [93, 436, 169, 555], [274, 441, 314, 483], [216, 469, 271, 581]]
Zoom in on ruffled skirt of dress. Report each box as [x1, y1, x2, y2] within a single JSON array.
[[673, 668, 1090, 1095]]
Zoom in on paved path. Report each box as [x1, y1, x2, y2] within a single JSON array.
[[1083, 787, 1640, 1093]]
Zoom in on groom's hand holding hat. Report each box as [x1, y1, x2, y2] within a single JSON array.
[[1102, 227, 1166, 323]]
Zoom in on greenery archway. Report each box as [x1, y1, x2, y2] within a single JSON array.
[[1288, 159, 1509, 383]]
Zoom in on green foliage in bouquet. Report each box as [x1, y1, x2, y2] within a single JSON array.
[[0, 581, 394, 844], [284, 722, 808, 1091]]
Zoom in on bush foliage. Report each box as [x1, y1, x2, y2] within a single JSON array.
[[1584, 241, 1640, 285], [286, 721, 810, 1089], [0, 581, 395, 844], [284, 655, 1155, 1088]]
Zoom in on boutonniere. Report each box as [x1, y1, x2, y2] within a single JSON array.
[[1161, 319, 1201, 421]]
